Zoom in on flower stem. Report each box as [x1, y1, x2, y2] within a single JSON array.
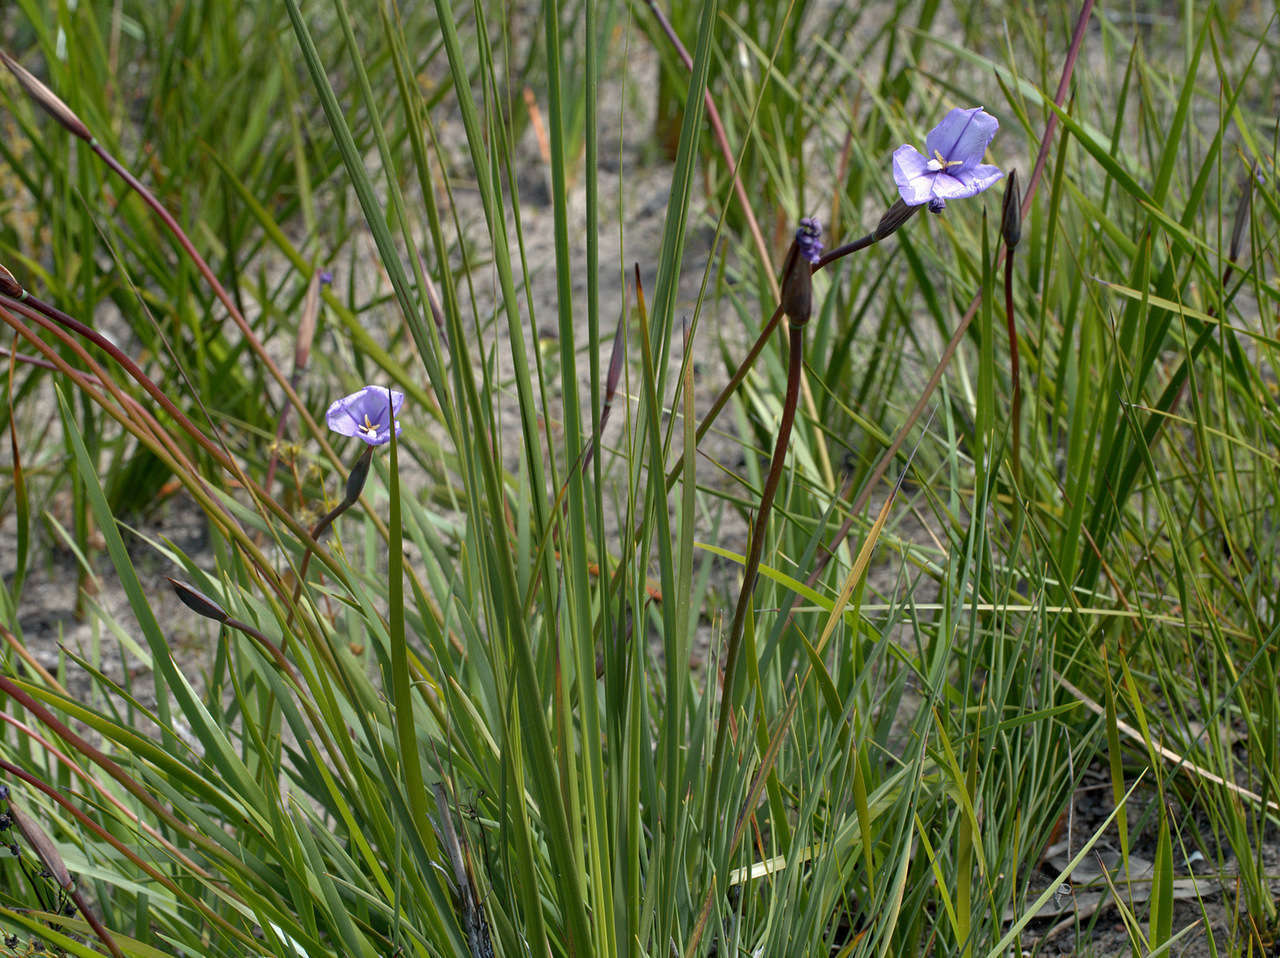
[[703, 319, 804, 831], [663, 302, 783, 487], [798, 0, 1095, 588], [814, 230, 877, 269], [664, 231, 876, 488], [288, 444, 376, 626]]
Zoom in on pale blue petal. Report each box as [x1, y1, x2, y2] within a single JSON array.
[[326, 386, 405, 446], [929, 172, 978, 201], [955, 163, 1003, 195], [929, 164, 1003, 203], [326, 395, 362, 438], [892, 145, 935, 206], [925, 107, 999, 171]]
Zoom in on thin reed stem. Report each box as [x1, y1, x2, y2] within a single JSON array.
[[640, 0, 775, 299]]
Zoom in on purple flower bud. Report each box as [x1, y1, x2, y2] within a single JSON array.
[[1229, 164, 1256, 263], [318, 270, 334, 287], [892, 107, 1003, 209], [325, 386, 405, 446], [796, 217, 823, 264]]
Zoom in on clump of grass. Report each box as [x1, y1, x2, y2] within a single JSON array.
[[0, 1, 1277, 956]]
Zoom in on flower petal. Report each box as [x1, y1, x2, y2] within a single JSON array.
[[326, 386, 406, 446], [955, 163, 1004, 196], [928, 164, 1004, 204], [925, 107, 999, 172], [892, 145, 935, 206], [326, 395, 361, 438]]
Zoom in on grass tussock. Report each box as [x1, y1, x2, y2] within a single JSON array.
[[0, 1, 1278, 955]]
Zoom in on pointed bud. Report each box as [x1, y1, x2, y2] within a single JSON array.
[[342, 445, 376, 507], [1228, 164, 1255, 264], [1001, 169, 1022, 249], [0, 264, 22, 300], [167, 578, 229, 623], [0, 51, 92, 143], [7, 803, 74, 891], [874, 199, 921, 241], [779, 242, 812, 326]]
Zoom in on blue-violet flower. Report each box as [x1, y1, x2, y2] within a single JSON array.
[[892, 107, 1002, 210], [796, 217, 823, 264], [326, 386, 404, 446]]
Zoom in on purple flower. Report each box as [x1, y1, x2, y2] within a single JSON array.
[[325, 386, 404, 446], [796, 217, 823, 264], [892, 107, 1002, 210], [318, 270, 334, 287]]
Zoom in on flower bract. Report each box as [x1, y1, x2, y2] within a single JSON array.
[[326, 386, 404, 446], [892, 107, 1002, 210]]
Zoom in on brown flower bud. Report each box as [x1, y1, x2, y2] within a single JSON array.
[[874, 198, 921, 241], [167, 578, 230, 623], [779, 242, 812, 326], [1001, 169, 1022, 249], [0, 50, 93, 143], [0, 264, 23, 300], [343, 444, 376, 506]]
